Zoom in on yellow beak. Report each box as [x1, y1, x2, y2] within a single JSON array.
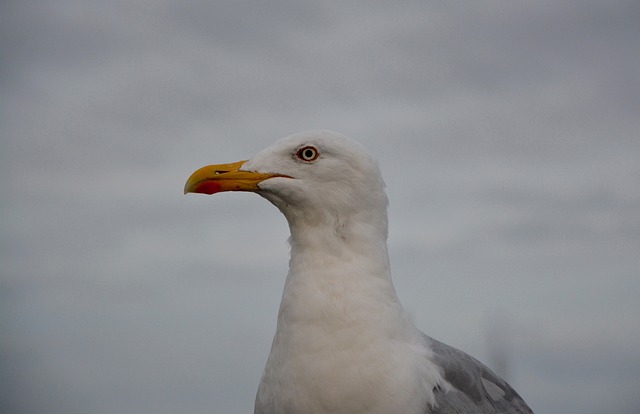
[[184, 160, 289, 195]]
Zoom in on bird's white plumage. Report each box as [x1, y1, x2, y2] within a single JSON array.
[[244, 131, 447, 413], [191, 130, 532, 414]]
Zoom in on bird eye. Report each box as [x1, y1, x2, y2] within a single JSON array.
[[296, 146, 319, 162]]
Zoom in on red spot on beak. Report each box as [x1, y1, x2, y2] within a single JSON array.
[[193, 180, 223, 195]]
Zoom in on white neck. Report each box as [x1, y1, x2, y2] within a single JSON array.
[[283, 217, 401, 332], [255, 212, 445, 414]]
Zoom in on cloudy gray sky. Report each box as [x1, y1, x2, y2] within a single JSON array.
[[2, 1, 640, 413]]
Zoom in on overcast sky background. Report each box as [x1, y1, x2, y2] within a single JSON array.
[[2, 1, 640, 413]]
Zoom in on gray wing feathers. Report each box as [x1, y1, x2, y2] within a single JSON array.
[[425, 335, 533, 413]]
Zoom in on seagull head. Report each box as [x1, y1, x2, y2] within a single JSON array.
[[184, 130, 388, 232]]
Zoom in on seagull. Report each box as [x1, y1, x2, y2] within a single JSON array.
[[184, 130, 533, 414]]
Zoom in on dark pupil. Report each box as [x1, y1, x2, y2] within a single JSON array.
[[304, 149, 314, 159]]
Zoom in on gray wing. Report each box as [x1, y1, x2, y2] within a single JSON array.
[[424, 335, 533, 414]]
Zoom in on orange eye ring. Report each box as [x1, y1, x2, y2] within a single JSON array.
[[296, 146, 319, 162]]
